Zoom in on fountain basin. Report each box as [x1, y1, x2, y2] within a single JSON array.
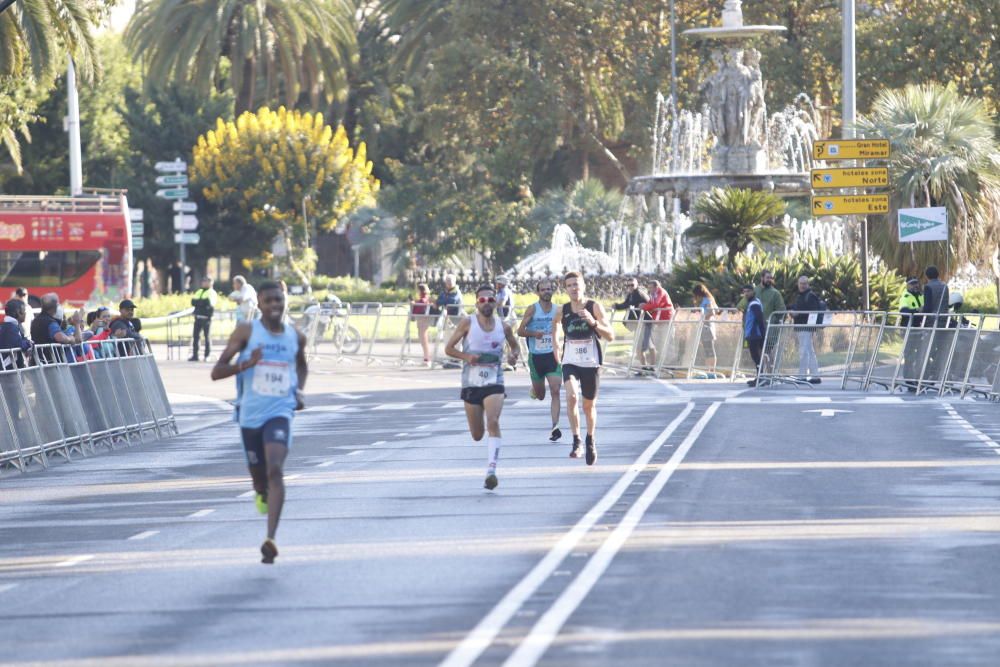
[[683, 25, 787, 40], [627, 172, 811, 197]]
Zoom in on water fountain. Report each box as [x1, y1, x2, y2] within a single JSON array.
[[629, 0, 814, 198]]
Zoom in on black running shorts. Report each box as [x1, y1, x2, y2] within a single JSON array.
[[240, 416, 291, 467], [563, 364, 600, 400], [461, 385, 506, 405]]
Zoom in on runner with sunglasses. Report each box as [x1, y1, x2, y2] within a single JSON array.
[[553, 271, 614, 465], [445, 284, 520, 490], [517, 278, 563, 442]]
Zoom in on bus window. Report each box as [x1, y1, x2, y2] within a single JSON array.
[[0, 250, 102, 288]]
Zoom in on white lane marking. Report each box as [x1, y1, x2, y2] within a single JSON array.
[[0, 583, 18, 593], [442, 401, 465, 409], [438, 402, 697, 667], [332, 393, 369, 400], [802, 409, 853, 418], [55, 555, 94, 568], [347, 451, 361, 456], [372, 403, 416, 410], [370, 440, 386, 446], [943, 407, 1000, 454], [238, 490, 255, 498], [127, 530, 159, 541], [653, 379, 683, 395], [187, 509, 214, 518], [416, 424, 430, 430], [305, 405, 347, 413], [503, 402, 720, 667], [795, 396, 831, 402], [395, 432, 409, 437], [317, 461, 336, 468]]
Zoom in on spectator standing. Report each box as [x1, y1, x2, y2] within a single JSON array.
[[190, 277, 218, 361], [230, 275, 258, 322], [1, 298, 34, 369], [30, 293, 81, 362], [921, 265, 950, 328], [755, 270, 785, 327], [436, 274, 463, 317], [790, 275, 822, 384], [494, 275, 513, 320], [168, 261, 184, 294], [612, 278, 649, 333], [411, 283, 433, 365], [12, 287, 32, 334], [742, 285, 766, 387], [692, 284, 719, 376], [639, 280, 674, 369]]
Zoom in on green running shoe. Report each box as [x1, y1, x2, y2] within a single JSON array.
[[255, 492, 268, 515], [484, 472, 498, 490]]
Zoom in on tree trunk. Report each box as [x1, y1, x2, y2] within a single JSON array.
[[282, 227, 313, 295]]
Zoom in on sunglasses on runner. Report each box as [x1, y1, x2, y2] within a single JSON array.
[[477, 296, 497, 304]]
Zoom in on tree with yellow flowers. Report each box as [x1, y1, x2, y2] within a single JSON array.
[[191, 106, 379, 287]]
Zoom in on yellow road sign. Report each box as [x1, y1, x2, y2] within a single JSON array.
[[811, 167, 889, 189], [812, 139, 890, 160], [812, 195, 890, 216]]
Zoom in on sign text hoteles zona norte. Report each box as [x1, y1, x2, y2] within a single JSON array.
[[812, 194, 890, 216], [813, 139, 890, 160], [811, 167, 889, 189]]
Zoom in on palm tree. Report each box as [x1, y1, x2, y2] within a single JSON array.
[[0, 0, 98, 81], [378, 0, 449, 77], [856, 83, 1000, 278], [690, 187, 789, 267], [125, 0, 358, 115]]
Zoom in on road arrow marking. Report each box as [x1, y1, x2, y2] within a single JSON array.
[[803, 409, 853, 417]]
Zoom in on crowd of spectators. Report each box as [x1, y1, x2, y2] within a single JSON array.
[[0, 288, 144, 370]]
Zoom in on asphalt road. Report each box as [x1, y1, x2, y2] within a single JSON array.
[[3, 369, 1000, 667]]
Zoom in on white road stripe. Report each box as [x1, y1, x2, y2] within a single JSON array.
[[187, 509, 214, 518], [372, 403, 416, 410], [0, 583, 19, 593], [55, 555, 94, 568], [347, 451, 361, 456], [437, 401, 697, 667], [442, 401, 465, 409], [317, 461, 336, 468], [503, 402, 721, 667], [127, 530, 159, 541], [370, 441, 386, 447], [416, 424, 430, 430], [285, 474, 302, 480], [237, 490, 255, 498]]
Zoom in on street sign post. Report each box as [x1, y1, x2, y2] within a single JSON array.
[[811, 167, 889, 189], [898, 207, 948, 242], [173, 214, 199, 231], [155, 160, 187, 173], [156, 188, 189, 200], [155, 174, 188, 187], [174, 232, 200, 244], [173, 201, 198, 213], [812, 194, 890, 216], [813, 139, 890, 160]]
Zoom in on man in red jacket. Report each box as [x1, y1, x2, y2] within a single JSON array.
[[638, 280, 674, 369]]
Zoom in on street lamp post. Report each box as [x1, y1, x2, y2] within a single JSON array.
[[842, 0, 868, 310]]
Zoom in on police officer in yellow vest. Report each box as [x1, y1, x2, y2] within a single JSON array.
[[898, 277, 925, 390], [190, 276, 218, 361], [898, 277, 924, 327]]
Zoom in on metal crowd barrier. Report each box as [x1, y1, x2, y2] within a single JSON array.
[[754, 310, 1000, 399], [0, 339, 177, 473]]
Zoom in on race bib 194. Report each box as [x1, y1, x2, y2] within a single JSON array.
[[252, 360, 291, 397]]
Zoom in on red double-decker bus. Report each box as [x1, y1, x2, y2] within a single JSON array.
[[0, 192, 133, 306]]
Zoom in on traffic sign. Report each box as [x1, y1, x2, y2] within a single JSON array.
[[156, 188, 189, 200], [173, 214, 198, 231], [899, 207, 948, 242], [132, 236, 144, 250], [131, 222, 144, 236], [128, 208, 144, 221], [174, 232, 200, 244], [812, 194, 890, 216], [173, 201, 198, 213], [155, 174, 188, 187], [811, 167, 889, 189], [155, 160, 187, 173], [812, 139, 890, 160]]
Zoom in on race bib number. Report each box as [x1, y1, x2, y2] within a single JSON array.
[[536, 333, 553, 352], [563, 339, 597, 366], [468, 363, 499, 387], [252, 360, 291, 397]]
